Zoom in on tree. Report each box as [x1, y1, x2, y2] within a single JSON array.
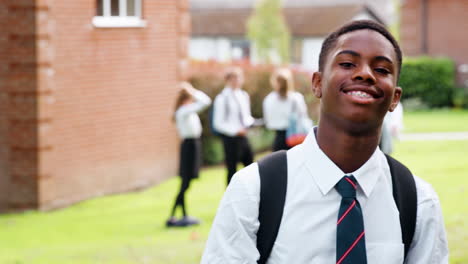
[[247, 0, 291, 64]]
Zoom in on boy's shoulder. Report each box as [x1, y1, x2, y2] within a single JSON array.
[[229, 162, 261, 197], [412, 174, 440, 206]]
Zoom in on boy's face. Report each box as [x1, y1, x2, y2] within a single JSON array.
[[227, 72, 244, 89], [312, 29, 401, 130]]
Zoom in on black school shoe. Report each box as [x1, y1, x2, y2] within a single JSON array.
[[166, 216, 200, 227], [179, 216, 200, 226]]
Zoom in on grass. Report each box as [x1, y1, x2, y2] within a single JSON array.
[[393, 140, 467, 264], [0, 109, 467, 263], [0, 167, 227, 264], [403, 109, 468, 133]]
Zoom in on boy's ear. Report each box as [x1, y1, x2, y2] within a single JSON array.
[[311, 72, 322, 98], [389, 86, 402, 112]]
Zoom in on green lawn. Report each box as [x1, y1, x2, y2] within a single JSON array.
[[403, 109, 468, 133], [1, 110, 467, 263], [393, 140, 467, 264], [0, 167, 227, 264]]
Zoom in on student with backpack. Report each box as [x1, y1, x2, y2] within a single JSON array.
[[166, 82, 211, 227], [263, 68, 312, 151], [201, 20, 448, 263], [213, 67, 255, 185]]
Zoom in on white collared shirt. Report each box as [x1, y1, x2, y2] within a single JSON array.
[[263, 91, 308, 130], [175, 90, 211, 139], [213, 86, 254, 136], [201, 130, 448, 264]]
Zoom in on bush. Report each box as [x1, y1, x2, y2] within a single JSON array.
[[452, 87, 468, 109], [401, 97, 429, 111], [201, 127, 275, 166], [188, 61, 318, 165], [399, 56, 456, 108], [201, 136, 224, 165]]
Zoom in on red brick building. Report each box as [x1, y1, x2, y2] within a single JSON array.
[[0, 0, 190, 212], [400, 0, 468, 86]]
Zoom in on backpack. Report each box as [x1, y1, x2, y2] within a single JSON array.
[[256, 150, 417, 264]]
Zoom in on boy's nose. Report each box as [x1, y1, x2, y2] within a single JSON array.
[[352, 65, 376, 84]]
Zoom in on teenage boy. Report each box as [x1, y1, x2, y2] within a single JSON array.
[[201, 20, 448, 263], [213, 67, 255, 185]]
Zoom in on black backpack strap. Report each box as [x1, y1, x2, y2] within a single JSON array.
[[385, 154, 417, 260], [256, 150, 288, 264]]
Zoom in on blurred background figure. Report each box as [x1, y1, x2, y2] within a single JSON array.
[[263, 68, 311, 151], [167, 82, 211, 227], [389, 101, 404, 139], [380, 101, 404, 155], [213, 67, 255, 185]]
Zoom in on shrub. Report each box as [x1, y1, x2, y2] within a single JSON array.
[[187, 61, 318, 165], [452, 87, 468, 109], [201, 136, 224, 165], [399, 56, 456, 108]]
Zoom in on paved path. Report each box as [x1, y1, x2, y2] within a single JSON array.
[[400, 131, 468, 141]]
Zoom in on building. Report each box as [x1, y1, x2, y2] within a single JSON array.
[[400, 0, 468, 87], [189, 0, 390, 71], [0, 0, 190, 211]]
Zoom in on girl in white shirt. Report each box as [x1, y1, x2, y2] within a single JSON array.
[[263, 68, 309, 151], [167, 82, 211, 227]]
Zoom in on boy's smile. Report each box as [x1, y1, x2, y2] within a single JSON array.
[[313, 29, 401, 131]]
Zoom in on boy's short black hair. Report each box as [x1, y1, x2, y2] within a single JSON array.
[[318, 20, 402, 79]]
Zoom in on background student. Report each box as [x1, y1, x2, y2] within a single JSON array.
[[263, 68, 310, 151], [166, 82, 211, 227], [380, 100, 404, 154], [213, 67, 255, 185]]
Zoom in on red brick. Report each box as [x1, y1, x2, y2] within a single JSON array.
[[0, 0, 187, 212], [401, 0, 468, 86]]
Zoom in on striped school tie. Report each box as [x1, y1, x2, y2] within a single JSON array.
[[335, 175, 367, 264]]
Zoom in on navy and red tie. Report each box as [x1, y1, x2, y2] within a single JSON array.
[[335, 175, 367, 264]]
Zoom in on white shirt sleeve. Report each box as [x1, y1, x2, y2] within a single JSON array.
[[213, 93, 237, 136], [404, 175, 449, 264], [175, 90, 212, 119], [262, 93, 273, 129], [294, 92, 308, 117], [242, 91, 255, 127], [201, 164, 261, 264]]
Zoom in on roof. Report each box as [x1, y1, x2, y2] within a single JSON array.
[[190, 0, 254, 9], [191, 8, 251, 36], [191, 4, 384, 37]]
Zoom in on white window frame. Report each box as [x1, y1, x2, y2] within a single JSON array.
[[93, 0, 146, 28]]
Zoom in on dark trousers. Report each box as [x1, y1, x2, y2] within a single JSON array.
[[221, 135, 253, 185], [272, 130, 291, 151], [170, 138, 201, 217]]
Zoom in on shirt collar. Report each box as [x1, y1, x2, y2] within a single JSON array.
[[224, 86, 240, 93], [302, 128, 384, 197]]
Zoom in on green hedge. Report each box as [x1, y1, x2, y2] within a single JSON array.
[[399, 56, 456, 108], [188, 63, 318, 165]]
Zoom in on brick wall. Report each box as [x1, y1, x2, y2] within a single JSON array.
[[0, 0, 190, 211], [401, 0, 468, 86], [0, 0, 40, 211], [400, 0, 423, 56], [0, 1, 9, 211]]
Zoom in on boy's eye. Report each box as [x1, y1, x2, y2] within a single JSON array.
[[339, 62, 355, 68], [375, 68, 390, 74]]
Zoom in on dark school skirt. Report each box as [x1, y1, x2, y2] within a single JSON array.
[[179, 138, 202, 180]]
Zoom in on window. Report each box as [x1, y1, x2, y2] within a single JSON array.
[[230, 39, 250, 61], [93, 0, 146, 28]]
